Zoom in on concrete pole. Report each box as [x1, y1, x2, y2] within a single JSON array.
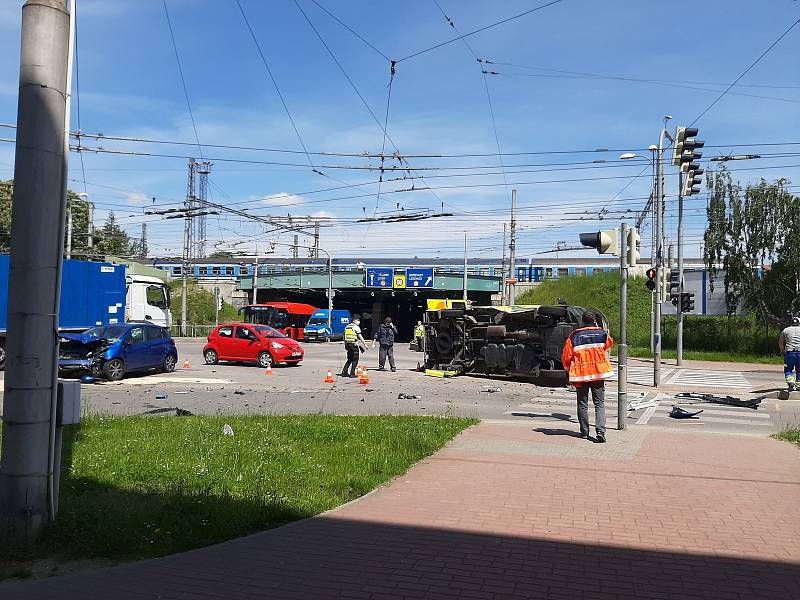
[[0, 0, 70, 546], [314, 222, 320, 259], [87, 202, 94, 249], [214, 287, 220, 326], [325, 250, 333, 334], [618, 223, 628, 430], [509, 189, 517, 305], [677, 171, 685, 366], [462, 233, 468, 302], [654, 131, 665, 387], [181, 212, 189, 336]]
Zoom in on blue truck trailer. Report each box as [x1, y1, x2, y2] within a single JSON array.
[[0, 254, 128, 368]]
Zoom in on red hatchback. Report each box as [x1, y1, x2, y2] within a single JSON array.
[[203, 324, 304, 368]]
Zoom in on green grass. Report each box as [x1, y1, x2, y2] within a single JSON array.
[[1, 415, 475, 562], [628, 347, 782, 364], [773, 429, 800, 447], [517, 272, 780, 361]]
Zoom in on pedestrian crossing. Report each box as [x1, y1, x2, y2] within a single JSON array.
[[611, 365, 674, 386], [506, 389, 773, 431], [666, 368, 752, 389]]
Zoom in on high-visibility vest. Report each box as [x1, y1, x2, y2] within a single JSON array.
[[561, 326, 614, 384], [414, 325, 424, 338], [344, 324, 358, 343]]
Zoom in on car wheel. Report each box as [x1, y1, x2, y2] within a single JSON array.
[[102, 358, 125, 381], [162, 353, 177, 373], [258, 351, 272, 368], [204, 349, 218, 365]]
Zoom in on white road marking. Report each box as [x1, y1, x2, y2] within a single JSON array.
[[99, 376, 234, 386], [636, 393, 664, 425], [667, 369, 751, 389]]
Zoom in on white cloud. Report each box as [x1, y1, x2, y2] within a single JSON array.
[[125, 191, 152, 206], [261, 192, 304, 206]]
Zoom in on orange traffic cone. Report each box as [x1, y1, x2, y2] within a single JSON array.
[[182, 359, 191, 369], [359, 366, 369, 385], [356, 365, 363, 378], [324, 369, 335, 384], [265, 364, 273, 376]]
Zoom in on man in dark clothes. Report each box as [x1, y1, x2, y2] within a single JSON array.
[[372, 316, 398, 371]]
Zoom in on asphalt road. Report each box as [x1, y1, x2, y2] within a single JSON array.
[[0, 339, 797, 436]]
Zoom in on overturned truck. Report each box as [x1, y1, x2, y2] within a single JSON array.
[[423, 303, 606, 383]]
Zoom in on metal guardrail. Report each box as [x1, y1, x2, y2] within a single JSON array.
[[169, 324, 216, 338]]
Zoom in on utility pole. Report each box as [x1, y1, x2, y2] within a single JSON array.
[[618, 224, 629, 430], [508, 189, 517, 305], [252, 245, 259, 304], [0, 0, 70, 545], [500, 223, 507, 305], [214, 286, 220, 326], [462, 233, 468, 302], [292, 235, 299, 259], [313, 221, 320, 259], [194, 161, 211, 258], [180, 159, 197, 336]]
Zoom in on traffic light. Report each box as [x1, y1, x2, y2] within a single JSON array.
[[645, 267, 657, 291], [673, 126, 704, 196], [626, 227, 640, 266], [668, 269, 680, 303], [680, 291, 695, 313], [579, 228, 618, 255]]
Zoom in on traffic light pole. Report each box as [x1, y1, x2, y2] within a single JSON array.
[[653, 129, 666, 387], [676, 172, 685, 366], [618, 224, 628, 430]]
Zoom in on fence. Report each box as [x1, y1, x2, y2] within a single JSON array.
[[170, 324, 216, 338]]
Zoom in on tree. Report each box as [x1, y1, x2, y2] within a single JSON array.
[[94, 211, 133, 257], [1, 179, 93, 256], [703, 167, 800, 323]]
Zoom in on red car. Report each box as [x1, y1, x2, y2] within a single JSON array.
[[203, 324, 304, 368]]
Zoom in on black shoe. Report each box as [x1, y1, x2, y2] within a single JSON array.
[[339, 373, 348, 378], [377, 367, 386, 371], [390, 368, 396, 372], [595, 432, 606, 443]]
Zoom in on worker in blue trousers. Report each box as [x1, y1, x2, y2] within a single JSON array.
[[778, 316, 800, 391]]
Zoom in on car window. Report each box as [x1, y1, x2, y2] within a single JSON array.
[[217, 326, 233, 338], [254, 325, 286, 338], [236, 326, 256, 340], [129, 327, 145, 343], [144, 327, 164, 341]]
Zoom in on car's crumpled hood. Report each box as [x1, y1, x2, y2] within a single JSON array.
[[59, 333, 112, 359]]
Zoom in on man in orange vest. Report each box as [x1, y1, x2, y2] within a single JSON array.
[[561, 311, 615, 443]]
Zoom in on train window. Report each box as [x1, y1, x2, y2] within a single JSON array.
[[212, 267, 221, 276], [575, 268, 586, 276], [224, 267, 233, 275], [241, 266, 249, 275], [172, 266, 182, 276], [558, 268, 569, 277], [199, 267, 209, 276]]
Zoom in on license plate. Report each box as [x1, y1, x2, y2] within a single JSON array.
[[291, 352, 301, 357]]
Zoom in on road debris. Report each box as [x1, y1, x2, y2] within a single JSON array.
[[398, 393, 421, 399], [155, 394, 167, 401], [669, 405, 703, 419], [478, 387, 502, 394], [674, 392, 763, 410], [628, 397, 659, 411], [142, 407, 194, 417]]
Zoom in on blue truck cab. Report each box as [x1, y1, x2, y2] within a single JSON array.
[[303, 309, 351, 342]]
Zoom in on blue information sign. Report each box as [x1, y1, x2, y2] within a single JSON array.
[[406, 268, 435, 288], [365, 267, 394, 288]]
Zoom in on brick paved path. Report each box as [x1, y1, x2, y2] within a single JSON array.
[[4, 423, 799, 599]]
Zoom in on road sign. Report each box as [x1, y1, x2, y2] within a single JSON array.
[[365, 267, 393, 288], [406, 268, 434, 288], [393, 274, 407, 289], [505, 277, 518, 285]]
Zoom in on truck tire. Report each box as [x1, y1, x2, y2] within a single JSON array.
[[102, 358, 125, 381]]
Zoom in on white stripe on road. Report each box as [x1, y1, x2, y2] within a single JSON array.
[[667, 369, 751, 389], [636, 393, 664, 425]]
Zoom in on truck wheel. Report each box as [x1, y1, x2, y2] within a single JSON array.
[[0, 343, 5, 370], [258, 351, 272, 368], [102, 359, 125, 381], [162, 353, 177, 373], [204, 349, 218, 365]]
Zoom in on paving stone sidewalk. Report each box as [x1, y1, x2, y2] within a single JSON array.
[[4, 423, 800, 599]]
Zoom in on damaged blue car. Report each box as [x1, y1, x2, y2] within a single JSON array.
[[59, 322, 178, 381]]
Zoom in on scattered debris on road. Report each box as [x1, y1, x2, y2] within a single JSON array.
[[142, 407, 194, 417], [155, 393, 167, 401], [222, 424, 234, 436], [673, 392, 763, 410], [398, 393, 421, 399], [670, 405, 703, 419], [478, 387, 502, 394], [628, 397, 659, 411], [234, 390, 245, 395]]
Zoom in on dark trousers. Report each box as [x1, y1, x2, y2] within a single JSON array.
[[576, 381, 607, 436], [378, 344, 395, 370], [341, 343, 359, 377]]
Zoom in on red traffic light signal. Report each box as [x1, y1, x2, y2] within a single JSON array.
[[645, 268, 657, 291]]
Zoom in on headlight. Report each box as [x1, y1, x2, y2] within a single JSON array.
[[271, 342, 285, 349]]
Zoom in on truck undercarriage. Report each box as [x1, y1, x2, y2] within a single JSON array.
[[423, 304, 605, 383]]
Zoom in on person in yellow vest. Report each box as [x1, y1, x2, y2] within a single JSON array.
[[414, 320, 425, 352], [340, 314, 367, 378]]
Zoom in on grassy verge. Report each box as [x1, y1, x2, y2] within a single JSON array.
[[773, 429, 800, 447], [1, 414, 475, 566], [627, 346, 782, 365]]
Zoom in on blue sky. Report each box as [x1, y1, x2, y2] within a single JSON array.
[[1, 0, 799, 259]]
